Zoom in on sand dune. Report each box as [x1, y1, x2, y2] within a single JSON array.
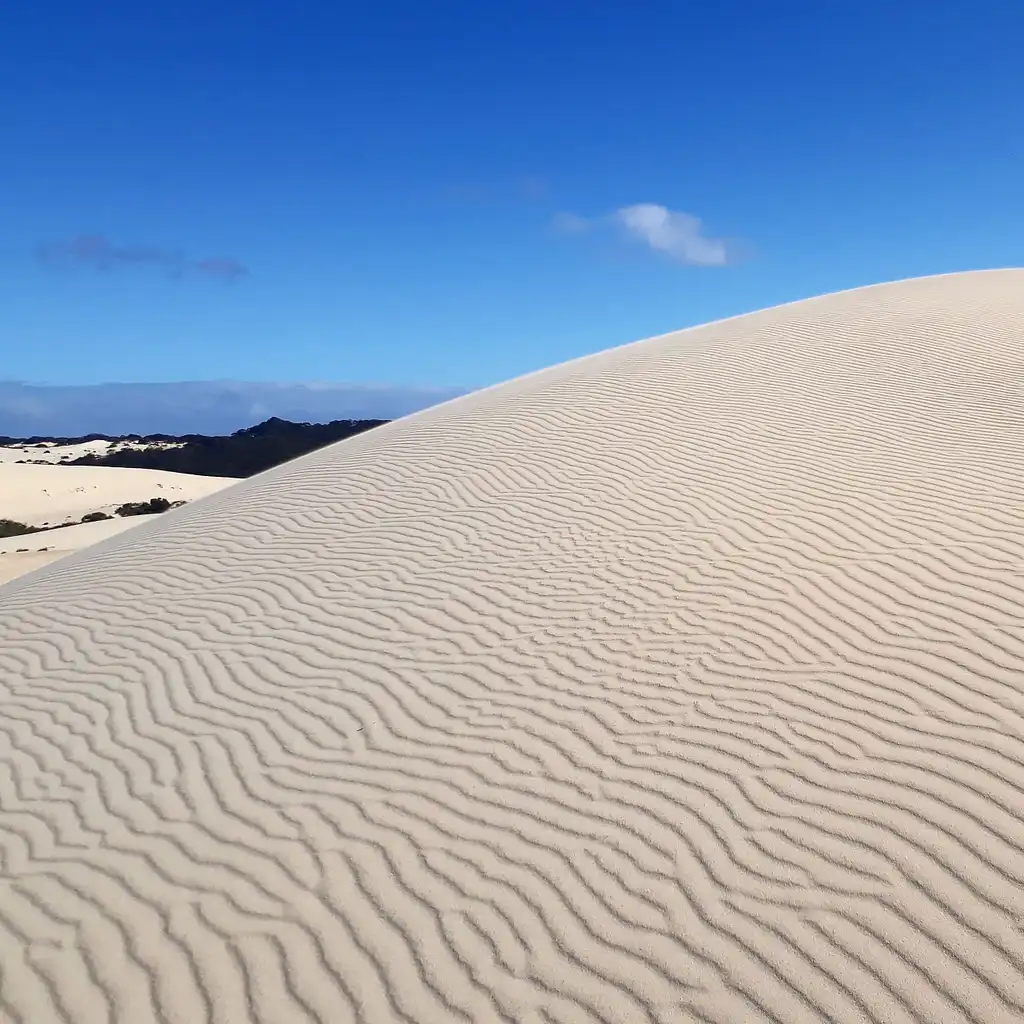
[[2, 268, 1024, 1023], [0, 462, 237, 527]]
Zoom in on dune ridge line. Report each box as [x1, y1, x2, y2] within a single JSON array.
[[2, 269, 1024, 1022]]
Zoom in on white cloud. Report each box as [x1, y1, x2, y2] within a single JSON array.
[[555, 203, 737, 266], [615, 204, 729, 266]]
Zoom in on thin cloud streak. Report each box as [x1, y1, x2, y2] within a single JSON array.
[[36, 235, 249, 281], [441, 176, 550, 204], [194, 258, 248, 282], [551, 211, 592, 235]]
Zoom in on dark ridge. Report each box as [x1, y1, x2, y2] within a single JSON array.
[[2, 417, 388, 478]]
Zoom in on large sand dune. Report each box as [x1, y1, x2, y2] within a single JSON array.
[[2, 269, 1024, 1023]]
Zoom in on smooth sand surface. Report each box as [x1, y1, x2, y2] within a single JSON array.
[[0, 462, 236, 527], [2, 269, 1024, 1023], [0, 515, 160, 586]]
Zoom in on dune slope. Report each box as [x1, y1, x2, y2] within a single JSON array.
[[2, 269, 1024, 1023]]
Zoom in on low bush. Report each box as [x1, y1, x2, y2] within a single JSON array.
[[0, 519, 38, 538], [115, 497, 172, 517]]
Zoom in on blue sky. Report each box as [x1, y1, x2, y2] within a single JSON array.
[[3, 0, 1022, 395]]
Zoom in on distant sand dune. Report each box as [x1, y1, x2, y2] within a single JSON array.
[[0, 516, 159, 586], [0, 462, 236, 527], [0, 462, 237, 586], [2, 269, 1024, 1023]]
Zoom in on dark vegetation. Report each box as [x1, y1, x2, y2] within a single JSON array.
[[0, 520, 38, 539], [3, 416, 388, 478], [115, 498, 184, 517], [1, 501, 186, 539]]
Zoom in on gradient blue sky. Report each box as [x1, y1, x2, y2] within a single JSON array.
[[3, 0, 1022, 392]]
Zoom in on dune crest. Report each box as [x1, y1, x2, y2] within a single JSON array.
[[2, 269, 1024, 1023]]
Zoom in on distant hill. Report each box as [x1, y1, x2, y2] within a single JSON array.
[[1, 417, 388, 479], [0, 380, 466, 436]]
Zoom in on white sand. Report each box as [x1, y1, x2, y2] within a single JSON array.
[[0, 462, 237, 527], [0, 515, 160, 586], [2, 268, 1024, 1023]]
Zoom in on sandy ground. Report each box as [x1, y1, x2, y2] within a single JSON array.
[[0, 462, 237, 527], [2, 268, 1024, 1023], [0, 515, 159, 586]]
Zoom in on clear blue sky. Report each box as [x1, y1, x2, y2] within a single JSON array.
[[3, 1, 1021, 391]]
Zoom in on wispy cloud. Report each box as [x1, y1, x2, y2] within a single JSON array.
[[553, 203, 742, 266], [442, 176, 550, 204], [193, 258, 248, 282], [36, 235, 249, 281], [551, 211, 592, 235], [616, 204, 729, 266]]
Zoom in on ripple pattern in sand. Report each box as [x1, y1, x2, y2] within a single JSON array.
[[3, 270, 1024, 1023]]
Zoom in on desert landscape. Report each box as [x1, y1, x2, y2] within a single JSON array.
[[2, 268, 1024, 1023], [0, 419, 381, 587]]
